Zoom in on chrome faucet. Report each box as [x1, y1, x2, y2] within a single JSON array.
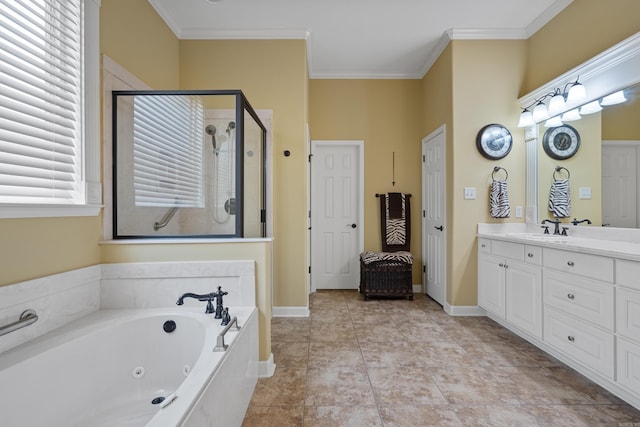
[[176, 292, 216, 314], [571, 218, 592, 225], [541, 219, 562, 235]]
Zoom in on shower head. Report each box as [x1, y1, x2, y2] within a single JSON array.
[[205, 125, 218, 154], [226, 121, 235, 134]]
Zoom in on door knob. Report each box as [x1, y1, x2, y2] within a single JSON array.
[[434, 225, 443, 231], [348, 223, 357, 228]]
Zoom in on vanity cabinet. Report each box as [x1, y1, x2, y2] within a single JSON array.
[[616, 260, 640, 396], [478, 239, 542, 338], [478, 235, 640, 410]]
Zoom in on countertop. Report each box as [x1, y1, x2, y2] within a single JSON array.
[[478, 223, 640, 262]]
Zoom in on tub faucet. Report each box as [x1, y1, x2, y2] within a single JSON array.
[[176, 292, 216, 314], [541, 219, 561, 235]]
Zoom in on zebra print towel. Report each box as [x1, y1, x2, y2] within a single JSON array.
[[380, 193, 411, 252], [549, 179, 570, 218], [490, 180, 510, 218]]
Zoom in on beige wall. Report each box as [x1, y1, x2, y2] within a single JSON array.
[[524, 0, 640, 94], [179, 40, 309, 308], [448, 40, 528, 306], [100, 0, 180, 88], [308, 79, 423, 283]]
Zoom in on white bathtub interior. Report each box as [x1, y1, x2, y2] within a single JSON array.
[[0, 260, 258, 427]]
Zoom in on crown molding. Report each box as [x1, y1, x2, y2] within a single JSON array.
[[526, 0, 574, 37], [147, 0, 183, 38], [446, 28, 528, 40], [519, 31, 640, 111]]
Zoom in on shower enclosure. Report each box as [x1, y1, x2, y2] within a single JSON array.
[[112, 90, 266, 238]]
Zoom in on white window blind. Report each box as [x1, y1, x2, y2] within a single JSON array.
[[132, 95, 204, 207], [0, 0, 84, 204]]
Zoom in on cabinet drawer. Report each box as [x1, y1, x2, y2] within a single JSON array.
[[617, 288, 640, 341], [617, 259, 640, 291], [524, 245, 542, 266], [617, 337, 640, 394], [478, 238, 491, 254], [544, 308, 615, 379], [542, 248, 613, 283], [543, 270, 614, 331], [492, 240, 524, 262]]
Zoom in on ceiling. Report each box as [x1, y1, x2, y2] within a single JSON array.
[[148, 0, 572, 79]]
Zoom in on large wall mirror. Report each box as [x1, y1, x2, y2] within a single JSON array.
[[520, 32, 640, 228]]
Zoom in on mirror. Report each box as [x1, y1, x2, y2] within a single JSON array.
[[535, 82, 640, 227], [522, 32, 640, 227]]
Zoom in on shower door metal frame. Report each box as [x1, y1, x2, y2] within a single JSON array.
[[111, 89, 267, 239]]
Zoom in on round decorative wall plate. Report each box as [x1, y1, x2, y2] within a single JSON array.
[[476, 124, 513, 160], [542, 124, 581, 160]]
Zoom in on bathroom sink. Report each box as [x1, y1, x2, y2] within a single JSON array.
[[506, 233, 572, 242]]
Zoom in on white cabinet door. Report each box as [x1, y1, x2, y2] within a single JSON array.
[[506, 262, 542, 338], [478, 254, 506, 319]]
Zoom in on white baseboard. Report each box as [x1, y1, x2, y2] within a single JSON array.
[[412, 284, 423, 293], [258, 352, 276, 378], [444, 302, 486, 316], [272, 306, 310, 317]]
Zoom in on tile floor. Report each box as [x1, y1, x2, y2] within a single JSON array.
[[242, 290, 640, 426]]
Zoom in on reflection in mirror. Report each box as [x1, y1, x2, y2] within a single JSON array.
[[602, 83, 640, 227], [536, 83, 640, 227]]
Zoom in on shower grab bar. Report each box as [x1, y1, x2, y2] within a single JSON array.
[[213, 316, 241, 352], [0, 309, 38, 337], [153, 206, 180, 231]]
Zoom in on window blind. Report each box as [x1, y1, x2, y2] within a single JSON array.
[[0, 0, 84, 204], [132, 95, 204, 207]]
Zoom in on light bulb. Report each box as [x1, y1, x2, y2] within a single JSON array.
[[561, 109, 581, 122], [544, 116, 563, 127], [518, 110, 534, 128], [601, 90, 627, 106], [532, 102, 549, 122], [580, 100, 602, 114], [548, 92, 566, 116], [566, 82, 587, 103]]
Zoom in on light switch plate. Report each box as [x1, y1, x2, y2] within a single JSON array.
[[463, 187, 476, 200], [579, 187, 592, 199], [515, 206, 523, 218]]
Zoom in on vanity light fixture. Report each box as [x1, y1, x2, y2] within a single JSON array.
[[544, 116, 563, 127], [579, 100, 603, 115], [517, 78, 587, 127], [547, 89, 567, 116], [600, 90, 627, 106], [561, 108, 581, 122]]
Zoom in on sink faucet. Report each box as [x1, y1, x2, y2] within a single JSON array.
[[176, 292, 216, 314], [541, 219, 562, 235], [571, 218, 592, 225]]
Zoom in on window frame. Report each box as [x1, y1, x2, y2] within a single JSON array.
[[0, 0, 101, 219]]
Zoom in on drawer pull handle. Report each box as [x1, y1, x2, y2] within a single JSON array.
[[481, 244, 486, 248], [568, 336, 575, 342], [527, 253, 534, 258], [567, 261, 575, 267], [567, 294, 575, 300], [499, 263, 504, 267]]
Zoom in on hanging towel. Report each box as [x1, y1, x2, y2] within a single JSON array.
[[549, 179, 571, 218], [380, 193, 411, 252], [490, 180, 510, 218]]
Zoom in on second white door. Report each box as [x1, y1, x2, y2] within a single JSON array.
[[310, 141, 364, 290]]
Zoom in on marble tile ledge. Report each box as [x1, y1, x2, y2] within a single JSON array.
[[478, 223, 640, 262]]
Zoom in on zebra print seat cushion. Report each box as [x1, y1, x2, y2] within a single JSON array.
[[360, 250, 414, 265]]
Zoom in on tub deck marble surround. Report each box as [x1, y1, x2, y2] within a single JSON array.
[[242, 290, 640, 426]]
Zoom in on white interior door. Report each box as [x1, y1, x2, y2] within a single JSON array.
[[422, 125, 446, 306], [602, 142, 639, 227], [310, 141, 364, 290]]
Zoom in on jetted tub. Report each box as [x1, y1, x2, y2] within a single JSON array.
[[0, 307, 258, 427]]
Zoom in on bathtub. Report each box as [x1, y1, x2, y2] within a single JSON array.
[[0, 306, 258, 427]]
